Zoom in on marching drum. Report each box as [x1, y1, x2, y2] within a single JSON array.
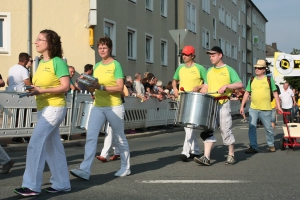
[[176, 92, 218, 130], [76, 101, 94, 130]]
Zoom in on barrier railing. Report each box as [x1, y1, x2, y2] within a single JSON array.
[[0, 91, 249, 139]]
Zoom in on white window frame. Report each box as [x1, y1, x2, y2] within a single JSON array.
[[242, 24, 246, 38], [161, 39, 168, 66], [161, 0, 167, 17], [225, 11, 231, 29], [187, 2, 196, 33], [219, 37, 225, 51], [213, 17, 216, 39], [202, 0, 210, 14], [146, 0, 153, 11], [218, 5, 225, 24], [238, 35, 241, 52], [241, 0, 246, 14], [128, 0, 136, 3], [231, 16, 237, 32], [213, 0, 216, 6], [127, 27, 137, 60], [145, 33, 154, 63], [225, 40, 231, 57], [0, 12, 11, 54], [202, 28, 210, 49], [104, 18, 116, 56], [242, 50, 246, 63], [232, 0, 237, 5]]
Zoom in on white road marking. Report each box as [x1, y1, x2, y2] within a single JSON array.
[[139, 180, 249, 183]]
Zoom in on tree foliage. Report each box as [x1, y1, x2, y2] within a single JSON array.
[[283, 76, 300, 90], [290, 48, 300, 55]]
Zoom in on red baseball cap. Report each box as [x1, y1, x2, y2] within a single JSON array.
[[181, 46, 195, 55]]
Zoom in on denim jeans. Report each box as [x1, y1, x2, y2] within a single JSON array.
[[248, 108, 274, 150]]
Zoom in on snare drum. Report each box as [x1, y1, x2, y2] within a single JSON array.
[[76, 101, 93, 129], [176, 92, 218, 130]]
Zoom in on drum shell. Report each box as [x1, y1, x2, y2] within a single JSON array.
[[176, 92, 218, 130], [77, 101, 94, 129]]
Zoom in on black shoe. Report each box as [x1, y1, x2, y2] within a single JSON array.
[[179, 154, 188, 162], [245, 147, 258, 154], [188, 154, 200, 159]]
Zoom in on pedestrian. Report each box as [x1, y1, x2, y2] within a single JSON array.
[[70, 36, 130, 179], [76, 64, 93, 93], [68, 66, 80, 93], [14, 29, 71, 197], [194, 46, 242, 166], [280, 82, 296, 123], [172, 45, 207, 162], [240, 60, 282, 154]]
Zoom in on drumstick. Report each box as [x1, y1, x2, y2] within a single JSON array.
[[206, 91, 218, 94]]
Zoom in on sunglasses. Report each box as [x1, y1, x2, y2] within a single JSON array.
[[254, 67, 265, 70]]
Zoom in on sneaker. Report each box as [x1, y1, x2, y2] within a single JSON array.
[[14, 187, 40, 196], [70, 169, 90, 180], [109, 155, 120, 161], [45, 187, 71, 193], [179, 154, 188, 162], [225, 155, 235, 165], [245, 147, 258, 154], [60, 138, 65, 142], [114, 169, 131, 177], [194, 156, 210, 166], [95, 155, 108, 162], [269, 146, 276, 152], [0, 159, 14, 174], [188, 154, 200, 159]]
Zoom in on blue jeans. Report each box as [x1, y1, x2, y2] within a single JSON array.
[[248, 108, 274, 150]]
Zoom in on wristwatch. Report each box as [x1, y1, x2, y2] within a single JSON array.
[[100, 85, 105, 91]]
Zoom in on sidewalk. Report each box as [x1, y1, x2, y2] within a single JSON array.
[[1, 126, 184, 153]]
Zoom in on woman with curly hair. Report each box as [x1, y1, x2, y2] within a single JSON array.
[[14, 29, 71, 197]]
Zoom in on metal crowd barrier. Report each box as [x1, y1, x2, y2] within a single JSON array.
[[0, 91, 249, 139]]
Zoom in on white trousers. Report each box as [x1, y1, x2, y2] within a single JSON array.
[[0, 145, 10, 165], [22, 106, 70, 192], [100, 122, 119, 158], [181, 127, 200, 157], [80, 105, 130, 174]]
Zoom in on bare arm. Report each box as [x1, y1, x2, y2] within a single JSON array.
[[199, 84, 208, 94], [239, 91, 250, 115], [23, 78, 32, 86], [172, 79, 179, 97], [274, 91, 283, 113], [218, 82, 243, 94]]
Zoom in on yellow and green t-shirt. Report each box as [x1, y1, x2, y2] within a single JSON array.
[[207, 65, 241, 104], [245, 76, 277, 110], [32, 57, 70, 110], [173, 63, 207, 92], [93, 60, 124, 107]]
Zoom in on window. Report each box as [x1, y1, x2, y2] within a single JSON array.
[[232, 0, 237, 5], [218, 5, 225, 24], [241, 24, 246, 38], [213, 0, 216, 6], [146, 0, 153, 11], [161, 39, 168, 66], [213, 17, 216, 39], [219, 37, 225, 51], [161, 0, 167, 17], [232, 45, 237, 60], [145, 34, 154, 63], [127, 27, 137, 60], [0, 12, 11, 54], [187, 2, 196, 33], [231, 16, 237, 32], [242, 50, 246, 63], [128, 0, 136, 3], [238, 10, 240, 25], [241, 0, 246, 14], [238, 35, 241, 52], [202, 0, 210, 14], [225, 40, 231, 57], [225, 11, 231, 28], [104, 19, 116, 56], [202, 28, 210, 49]]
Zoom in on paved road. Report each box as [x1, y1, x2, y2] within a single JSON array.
[[1, 119, 300, 199]]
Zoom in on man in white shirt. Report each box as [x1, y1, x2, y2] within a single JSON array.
[[7, 53, 32, 92], [280, 82, 296, 123]]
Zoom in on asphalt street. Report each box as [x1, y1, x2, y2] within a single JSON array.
[[0, 118, 300, 200]]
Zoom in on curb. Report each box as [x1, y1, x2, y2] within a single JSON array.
[[3, 127, 184, 153]]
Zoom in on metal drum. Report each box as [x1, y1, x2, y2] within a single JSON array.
[[176, 92, 218, 130], [76, 101, 94, 130]]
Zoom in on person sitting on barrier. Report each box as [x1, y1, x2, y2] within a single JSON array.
[[240, 60, 282, 154], [194, 46, 243, 166], [76, 64, 93, 93], [70, 36, 131, 179], [172, 45, 207, 162], [14, 29, 71, 197]]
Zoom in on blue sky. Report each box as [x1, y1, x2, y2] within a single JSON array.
[[252, 0, 300, 53]]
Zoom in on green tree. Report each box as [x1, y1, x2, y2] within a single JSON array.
[[283, 76, 300, 89], [290, 48, 300, 55]]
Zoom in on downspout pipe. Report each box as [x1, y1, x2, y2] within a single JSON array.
[[28, 0, 32, 56], [175, 0, 178, 70]]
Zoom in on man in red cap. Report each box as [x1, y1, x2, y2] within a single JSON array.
[[172, 45, 207, 162], [195, 46, 242, 166]]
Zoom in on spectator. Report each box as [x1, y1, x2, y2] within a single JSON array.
[[68, 66, 80, 93], [133, 73, 148, 102], [7, 52, 32, 92], [143, 73, 163, 101], [25, 56, 33, 82], [280, 82, 296, 123], [292, 88, 299, 121], [125, 76, 135, 96], [76, 64, 93, 93], [240, 59, 282, 154]]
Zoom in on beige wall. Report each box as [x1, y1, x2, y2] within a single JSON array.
[[0, 0, 95, 90]]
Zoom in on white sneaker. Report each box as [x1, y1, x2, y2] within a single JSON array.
[[114, 169, 131, 177], [70, 169, 90, 180], [60, 138, 65, 142]]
